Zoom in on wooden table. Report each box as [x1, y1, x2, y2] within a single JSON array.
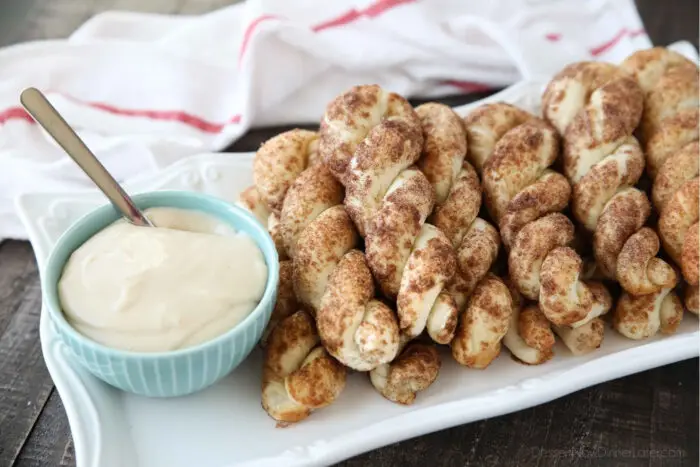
[[0, 1, 698, 466]]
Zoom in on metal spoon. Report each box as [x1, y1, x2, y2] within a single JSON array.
[[20, 87, 154, 227]]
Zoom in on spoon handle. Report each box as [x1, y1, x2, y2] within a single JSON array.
[[20, 87, 153, 227]]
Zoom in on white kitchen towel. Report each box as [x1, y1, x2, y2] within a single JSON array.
[[0, 0, 693, 239]]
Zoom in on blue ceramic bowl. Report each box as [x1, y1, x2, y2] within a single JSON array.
[[42, 191, 279, 397]]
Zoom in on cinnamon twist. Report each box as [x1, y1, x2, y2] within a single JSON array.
[[501, 279, 555, 364], [320, 85, 459, 345], [253, 129, 320, 214], [287, 167, 441, 403], [466, 102, 612, 355], [238, 129, 321, 259], [369, 337, 440, 404], [238, 133, 348, 424], [543, 61, 683, 339], [279, 168, 400, 371], [414, 103, 508, 368], [621, 47, 699, 316], [261, 310, 346, 425]]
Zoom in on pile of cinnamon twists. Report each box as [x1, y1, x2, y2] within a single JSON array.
[[236, 47, 699, 426]]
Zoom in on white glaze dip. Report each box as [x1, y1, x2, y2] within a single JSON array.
[[58, 207, 268, 352]]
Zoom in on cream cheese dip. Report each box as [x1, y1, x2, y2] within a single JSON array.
[[57, 207, 268, 352]]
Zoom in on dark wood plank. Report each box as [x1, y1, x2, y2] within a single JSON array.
[[341, 359, 699, 467], [14, 388, 75, 467], [0, 242, 54, 466], [0, 242, 40, 337], [635, 0, 699, 50]]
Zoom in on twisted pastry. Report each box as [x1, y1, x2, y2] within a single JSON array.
[[286, 168, 441, 403], [261, 310, 346, 425], [238, 130, 327, 340], [451, 273, 512, 368], [278, 165, 344, 260], [416, 103, 501, 310], [466, 102, 611, 355], [253, 129, 320, 214], [240, 134, 347, 425], [621, 47, 699, 316], [238, 129, 320, 259], [243, 122, 440, 408], [414, 103, 508, 367], [320, 84, 420, 186], [543, 61, 683, 339], [369, 338, 440, 404], [320, 85, 459, 345], [276, 166, 399, 371], [501, 278, 555, 364]]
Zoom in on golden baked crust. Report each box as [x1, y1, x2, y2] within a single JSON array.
[[367, 178, 457, 344], [416, 102, 510, 362], [244, 132, 354, 424], [658, 179, 699, 274], [463, 102, 532, 174], [429, 160, 481, 249], [614, 288, 684, 339], [543, 58, 682, 335], [322, 85, 458, 345], [552, 318, 605, 356], [292, 205, 403, 372], [363, 167, 435, 297], [652, 140, 699, 211], [501, 279, 555, 365], [317, 250, 400, 371], [449, 218, 501, 309], [261, 311, 346, 425], [482, 119, 561, 221], [621, 47, 699, 315], [319, 84, 422, 186], [251, 120, 435, 417], [416, 102, 469, 205], [464, 101, 611, 355], [619, 47, 699, 143], [369, 340, 441, 405], [278, 166, 344, 259], [394, 223, 457, 343], [239, 129, 322, 260], [253, 129, 320, 214], [238, 185, 270, 225], [344, 120, 427, 237], [451, 274, 512, 369], [293, 206, 358, 313], [644, 109, 698, 178]]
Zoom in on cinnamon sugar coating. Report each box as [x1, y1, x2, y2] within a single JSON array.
[[543, 57, 682, 334], [262, 311, 346, 424], [621, 47, 699, 315], [323, 85, 459, 347], [253, 129, 320, 214], [417, 102, 511, 363], [465, 100, 611, 355]]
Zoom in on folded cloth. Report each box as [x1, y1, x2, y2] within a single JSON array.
[[0, 0, 690, 240]]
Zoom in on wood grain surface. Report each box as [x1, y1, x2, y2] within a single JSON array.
[[0, 1, 697, 466]]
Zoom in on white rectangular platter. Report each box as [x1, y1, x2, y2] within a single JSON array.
[[16, 80, 700, 467]]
